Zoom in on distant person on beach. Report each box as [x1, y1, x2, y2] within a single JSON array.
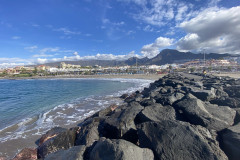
[[203, 70, 207, 78]]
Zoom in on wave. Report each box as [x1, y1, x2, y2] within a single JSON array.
[[0, 78, 152, 143]]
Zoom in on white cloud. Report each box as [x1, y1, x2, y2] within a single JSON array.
[[101, 18, 126, 40], [141, 37, 174, 58], [32, 54, 55, 58], [102, 18, 125, 26], [31, 47, 60, 58], [68, 51, 139, 61], [24, 45, 38, 52], [177, 6, 240, 54], [73, 52, 79, 56], [32, 24, 40, 27], [12, 36, 21, 40], [209, 0, 222, 7], [0, 58, 33, 68], [120, 0, 189, 26], [85, 33, 92, 37], [39, 47, 59, 54], [36, 58, 48, 64], [143, 25, 154, 32], [0, 50, 142, 68], [117, 0, 147, 6], [175, 4, 189, 21], [126, 30, 135, 35], [54, 28, 81, 35]]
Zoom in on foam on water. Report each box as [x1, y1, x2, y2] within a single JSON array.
[[0, 78, 153, 157], [0, 78, 153, 156]]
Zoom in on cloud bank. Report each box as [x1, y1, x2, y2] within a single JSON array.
[[177, 6, 240, 54]]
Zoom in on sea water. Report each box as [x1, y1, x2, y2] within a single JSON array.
[[0, 78, 152, 158]]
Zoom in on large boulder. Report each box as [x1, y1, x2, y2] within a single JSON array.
[[137, 121, 227, 160], [140, 98, 156, 107], [234, 108, 240, 124], [37, 127, 79, 159], [135, 104, 176, 124], [154, 92, 184, 105], [75, 118, 101, 147], [224, 86, 240, 98], [102, 101, 143, 139], [44, 145, 86, 160], [12, 148, 37, 160], [90, 138, 154, 160], [220, 123, 240, 160], [190, 88, 216, 101], [93, 104, 118, 118], [37, 127, 67, 146], [174, 94, 236, 131], [210, 97, 240, 108]]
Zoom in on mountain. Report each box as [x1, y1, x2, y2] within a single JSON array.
[[38, 49, 238, 67], [147, 49, 232, 65]]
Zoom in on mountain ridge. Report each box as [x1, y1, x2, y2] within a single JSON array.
[[40, 49, 238, 67]]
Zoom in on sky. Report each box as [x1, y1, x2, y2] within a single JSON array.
[[0, 0, 240, 67]]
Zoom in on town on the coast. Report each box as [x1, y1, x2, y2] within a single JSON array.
[[0, 57, 239, 78]]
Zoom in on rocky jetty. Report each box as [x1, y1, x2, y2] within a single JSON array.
[[12, 73, 240, 160]]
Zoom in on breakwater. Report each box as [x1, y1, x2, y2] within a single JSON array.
[[8, 73, 240, 160]]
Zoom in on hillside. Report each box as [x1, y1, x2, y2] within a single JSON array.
[[40, 49, 237, 67]]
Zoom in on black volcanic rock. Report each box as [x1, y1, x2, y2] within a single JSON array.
[[37, 127, 79, 159], [101, 102, 143, 139], [89, 138, 154, 160], [174, 94, 236, 131], [17, 73, 240, 160], [220, 123, 240, 160], [37, 127, 68, 146], [135, 104, 176, 124], [12, 148, 37, 160], [137, 121, 227, 160], [75, 119, 100, 147], [44, 145, 86, 160]]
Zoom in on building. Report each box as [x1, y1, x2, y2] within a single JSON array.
[[37, 65, 46, 71], [60, 62, 81, 69]]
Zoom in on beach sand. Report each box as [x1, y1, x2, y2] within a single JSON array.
[[213, 73, 240, 79], [0, 73, 165, 81]]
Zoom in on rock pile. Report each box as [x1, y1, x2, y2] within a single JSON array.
[[13, 73, 240, 160]]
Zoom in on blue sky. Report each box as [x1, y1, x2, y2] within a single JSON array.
[[0, 0, 240, 67]]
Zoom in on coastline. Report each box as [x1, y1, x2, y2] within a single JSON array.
[[10, 72, 239, 160], [2, 72, 240, 159], [0, 73, 165, 81], [2, 72, 240, 81], [0, 76, 155, 159]]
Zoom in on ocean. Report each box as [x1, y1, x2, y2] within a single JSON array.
[[0, 78, 152, 158]]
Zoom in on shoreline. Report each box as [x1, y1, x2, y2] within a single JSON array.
[[0, 77, 154, 159], [1, 72, 240, 81], [0, 73, 165, 81], [2, 73, 240, 159], [11, 72, 239, 160]]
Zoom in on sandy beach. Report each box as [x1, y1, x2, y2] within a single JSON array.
[[213, 73, 240, 79], [0, 73, 165, 81]]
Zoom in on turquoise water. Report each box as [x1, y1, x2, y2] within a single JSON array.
[[0, 78, 152, 143]]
